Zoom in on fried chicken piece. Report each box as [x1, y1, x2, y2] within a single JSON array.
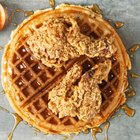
[[48, 60, 111, 121], [27, 17, 115, 67]]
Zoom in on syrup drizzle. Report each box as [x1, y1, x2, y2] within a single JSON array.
[[130, 72, 140, 78], [0, 89, 5, 94], [91, 4, 103, 15], [91, 127, 102, 140], [0, 46, 4, 50], [122, 104, 135, 117], [63, 134, 74, 140], [33, 127, 41, 136], [125, 86, 136, 97], [16, 9, 34, 17], [0, 106, 10, 113], [104, 121, 110, 140], [129, 44, 140, 53], [83, 129, 89, 134], [114, 21, 124, 29], [49, 0, 55, 9], [0, 3, 137, 140], [8, 11, 17, 27], [8, 113, 23, 140], [8, 11, 15, 23], [8, 8, 34, 27], [0, 106, 22, 140]]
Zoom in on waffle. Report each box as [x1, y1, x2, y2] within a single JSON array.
[[2, 4, 131, 134]]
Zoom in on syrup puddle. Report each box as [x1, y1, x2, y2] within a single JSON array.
[[104, 121, 110, 140], [121, 104, 135, 117], [91, 127, 102, 140], [0, 106, 22, 140], [49, 0, 55, 9], [114, 21, 124, 29], [130, 72, 140, 78]]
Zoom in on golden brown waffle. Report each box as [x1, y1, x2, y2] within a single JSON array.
[[2, 4, 131, 134]]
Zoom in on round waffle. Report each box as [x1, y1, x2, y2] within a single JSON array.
[[2, 4, 131, 134]]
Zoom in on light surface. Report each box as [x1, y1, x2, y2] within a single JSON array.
[[0, 0, 140, 140]]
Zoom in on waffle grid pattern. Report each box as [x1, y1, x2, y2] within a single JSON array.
[[7, 8, 123, 131]]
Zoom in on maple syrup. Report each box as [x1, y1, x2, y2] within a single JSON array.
[[121, 104, 135, 117], [114, 21, 124, 29], [16, 9, 34, 17], [33, 127, 41, 136], [0, 106, 23, 140], [91, 127, 102, 140], [83, 129, 89, 134], [130, 72, 140, 78], [8, 11, 14, 23], [8, 113, 23, 140], [125, 86, 136, 97], [0, 106, 10, 113], [49, 0, 55, 9], [0, 89, 5, 94], [91, 4, 103, 15], [0, 3, 138, 140], [0, 46, 4, 50], [104, 121, 110, 140], [129, 44, 140, 53]]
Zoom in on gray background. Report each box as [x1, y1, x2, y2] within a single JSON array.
[[0, 0, 140, 140]]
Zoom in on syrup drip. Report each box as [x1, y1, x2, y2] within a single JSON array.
[[63, 134, 73, 140], [8, 11, 17, 27], [114, 21, 124, 29], [16, 9, 34, 17], [0, 106, 23, 140], [49, 0, 55, 9], [117, 114, 123, 117], [28, 124, 33, 128], [33, 127, 41, 136], [91, 4, 103, 15], [130, 72, 140, 78], [91, 127, 102, 140], [107, 19, 113, 23], [83, 129, 89, 134], [125, 86, 136, 97], [8, 11, 15, 23], [63, 135, 69, 140], [0, 106, 10, 113], [8, 113, 23, 140], [0, 89, 5, 94], [122, 104, 135, 117], [23, 121, 28, 125], [0, 46, 4, 50], [129, 44, 140, 53], [104, 121, 110, 140]]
